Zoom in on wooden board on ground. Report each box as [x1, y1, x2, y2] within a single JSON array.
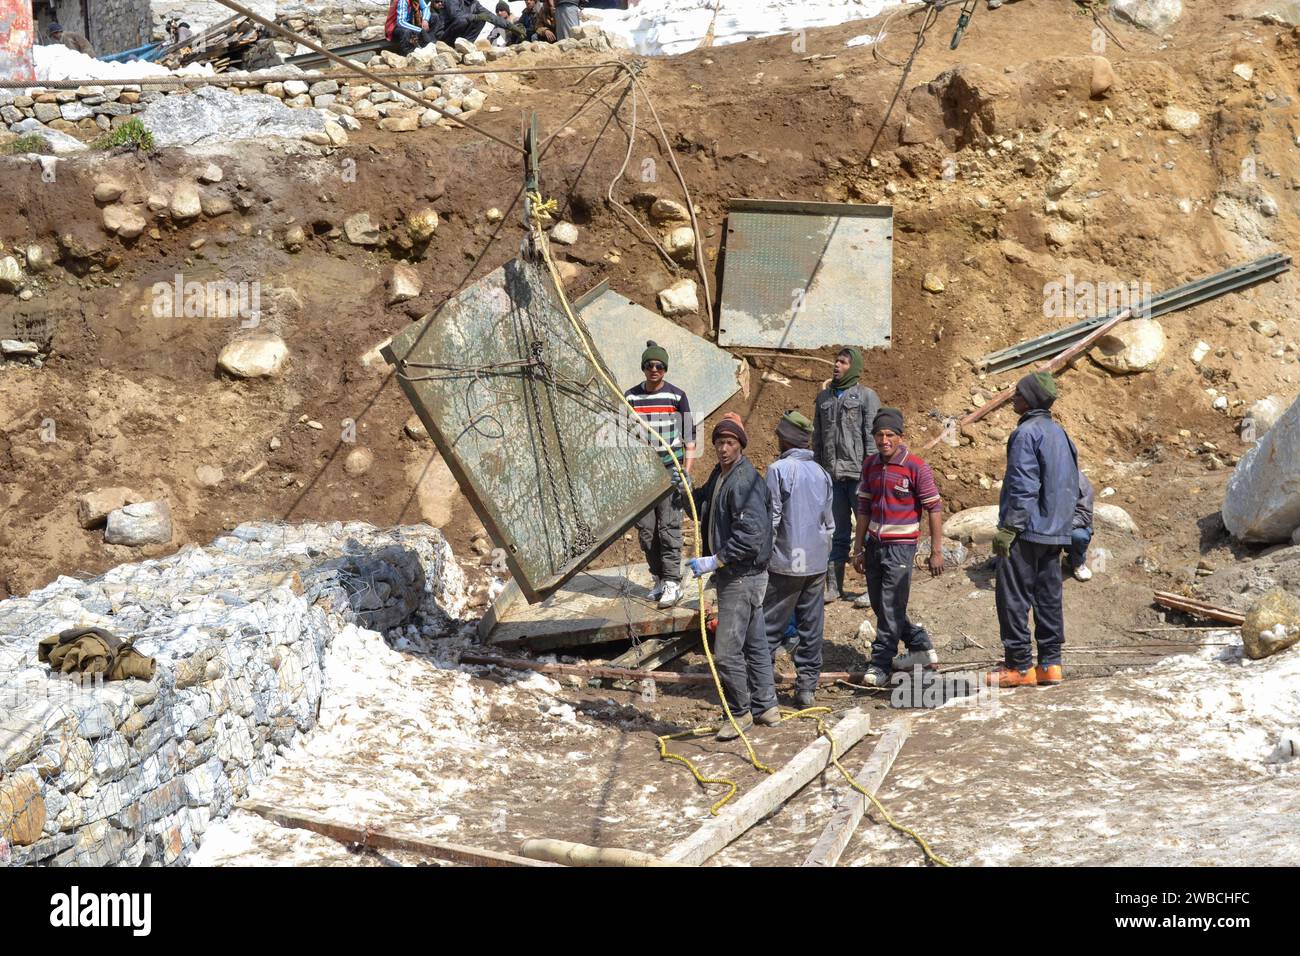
[[479, 564, 702, 651]]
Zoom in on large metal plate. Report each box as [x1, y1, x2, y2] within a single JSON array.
[[718, 199, 893, 350], [383, 258, 670, 604], [574, 280, 745, 421]]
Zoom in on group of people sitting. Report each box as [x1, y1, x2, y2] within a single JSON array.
[[385, 0, 585, 55]]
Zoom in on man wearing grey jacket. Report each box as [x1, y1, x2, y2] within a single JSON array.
[[812, 347, 881, 604], [761, 411, 835, 709]]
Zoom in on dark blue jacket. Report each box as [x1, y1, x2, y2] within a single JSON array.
[[692, 455, 772, 577], [998, 409, 1079, 546]]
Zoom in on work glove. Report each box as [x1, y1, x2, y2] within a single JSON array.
[[991, 526, 1018, 558], [512, 22, 527, 35], [689, 556, 720, 578]]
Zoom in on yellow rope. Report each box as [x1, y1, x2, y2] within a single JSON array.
[[525, 190, 772, 814], [525, 191, 949, 864]]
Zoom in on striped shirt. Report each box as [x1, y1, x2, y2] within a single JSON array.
[[855, 445, 942, 542], [624, 381, 694, 470]]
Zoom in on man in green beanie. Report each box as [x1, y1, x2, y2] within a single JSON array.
[[625, 340, 696, 608], [990, 371, 1079, 688], [762, 410, 835, 708], [812, 346, 881, 603]]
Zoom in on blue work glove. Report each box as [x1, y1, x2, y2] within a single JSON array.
[[688, 556, 719, 578]]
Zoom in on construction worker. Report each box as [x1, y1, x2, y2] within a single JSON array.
[[813, 346, 881, 603], [1066, 471, 1095, 582], [626, 341, 695, 608], [487, 2, 525, 44], [433, 0, 524, 46], [990, 371, 1080, 688], [688, 413, 778, 741], [520, 0, 558, 42], [762, 411, 834, 709], [386, 0, 436, 54], [851, 408, 944, 687], [49, 22, 95, 57]]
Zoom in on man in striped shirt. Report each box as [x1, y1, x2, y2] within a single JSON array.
[[625, 341, 696, 607], [851, 407, 944, 687]]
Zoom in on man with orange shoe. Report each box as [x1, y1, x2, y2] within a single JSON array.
[[989, 371, 1079, 688]]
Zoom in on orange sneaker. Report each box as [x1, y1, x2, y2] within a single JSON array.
[[1035, 664, 1064, 686], [985, 666, 1037, 688]]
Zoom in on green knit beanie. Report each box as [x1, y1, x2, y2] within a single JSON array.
[[641, 340, 669, 371]]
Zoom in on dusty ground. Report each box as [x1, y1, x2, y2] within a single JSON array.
[[4, 0, 1300, 865]]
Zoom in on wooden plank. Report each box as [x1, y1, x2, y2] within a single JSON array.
[[1153, 591, 1245, 625], [923, 304, 1136, 450], [460, 653, 863, 687], [483, 564, 700, 651], [519, 838, 673, 867], [662, 709, 873, 866], [609, 632, 699, 671], [801, 717, 913, 868], [239, 800, 558, 867]]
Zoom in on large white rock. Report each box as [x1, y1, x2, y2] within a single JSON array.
[[387, 263, 423, 304], [0, 256, 23, 292], [664, 226, 696, 264], [658, 279, 699, 317], [1111, 0, 1183, 33], [104, 501, 173, 547], [218, 334, 288, 378], [1095, 504, 1139, 535], [141, 87, 328, 147], [942, 505, 1000, 544], [1091, 318, 1166, 374], [549, 221, 579, 245], [1224, 394, 1300, 542], [1161, 105, 1200, 133], [1246, 395, 1290, 440]]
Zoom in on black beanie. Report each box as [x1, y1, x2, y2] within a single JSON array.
[[1016, 371, 1058, 410], [872, 407, 904, 435]]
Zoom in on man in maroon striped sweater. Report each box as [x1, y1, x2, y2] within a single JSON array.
[[850, 407, 945, 687]]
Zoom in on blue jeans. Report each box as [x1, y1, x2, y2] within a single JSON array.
[[830, 478, 858, 563], [713, 570, 776, 717], [1066, 527, 1092, 570]]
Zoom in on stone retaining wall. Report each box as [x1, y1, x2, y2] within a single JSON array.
[[0, 521, 470, 867]]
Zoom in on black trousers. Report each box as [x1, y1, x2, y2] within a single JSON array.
[[393, 26, 435, 55], [995, 538, 1066, 669], [865, 541, 933, 673]]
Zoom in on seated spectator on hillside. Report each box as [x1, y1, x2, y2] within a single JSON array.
[[385, 0, 436, 55], [434, 0, 524, 46], [487, 2, 525, 45], [520, 0, 557, 42], [49, 22, 95, 57]]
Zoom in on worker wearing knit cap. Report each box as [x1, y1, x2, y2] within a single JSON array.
[[688, 411, 776, 739], [625, 341, 696, 609], [990, 371, 1080, 688], [762, 411, 834, 708], [851, 407, 945, 686], [813, 347, 882, 604]]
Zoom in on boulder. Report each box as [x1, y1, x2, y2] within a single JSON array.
[[406, 207, 439, 243], [650, 198, 690, 224], [1090, 56, 1116, 98], [1091, 318, 1166, 374], [658, 279, 699, 317], [1, 340, 39, 357], [10, 118, 88, 154], [140, 87, 328, 147], [923, 272, 946, 293], [0, 256, 23, 292], [0, 771, 45, 846], [379, 113, 419, 132], [77, 487, 143, 528], [664, 226, 696, 264], [387, 263, 423, 304], [344, 447, 374, 477], [462, 88, 487, 112], [195, 465, 224, 488], [404, 415, 429, 441], [550, 221, 579, 245], [1111, 0, 1183, 33], [169, 183, 202, 220], [1161, 105, 1200, 133], [93, 180, 125, 202], [104, 500, 173, 547], [1246, 395, 1289, 440], [1241, 588, 1300, 660], [102, 204, 147, 239], [942, 505, 1000, 544], [24, 243, 51, 272], [218, 334, 289, 378], [1224, 395, 1300, 542], [344, 212, 382, 246], [1094, 504, 1138, 535]]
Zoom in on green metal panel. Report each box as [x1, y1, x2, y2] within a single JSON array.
[[718, 198, 893, 350], [575, 280, 744, 422], [383, 258, 670, 604]]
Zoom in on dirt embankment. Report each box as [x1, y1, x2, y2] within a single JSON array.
[[1, 0, 1297, 662]]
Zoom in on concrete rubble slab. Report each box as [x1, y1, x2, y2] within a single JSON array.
[[383, 257, 671, 603]]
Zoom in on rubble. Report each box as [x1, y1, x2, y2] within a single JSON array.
[[1242, 589, 1300, 660], [104, 501, 174, 547], [218, 334, 289, 379], [1224, 395, 1300, 543]]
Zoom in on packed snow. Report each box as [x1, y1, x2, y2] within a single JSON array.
[[585, 0, 907, 56], [32, 43, 214, 83]]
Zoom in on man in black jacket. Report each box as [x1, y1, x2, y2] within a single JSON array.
[[688, 413, 778, 740], [433, 0, 522, 45]]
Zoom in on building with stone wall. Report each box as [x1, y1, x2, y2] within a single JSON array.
[[32, 0, 152, 56], [150, 0, 276, 35]]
